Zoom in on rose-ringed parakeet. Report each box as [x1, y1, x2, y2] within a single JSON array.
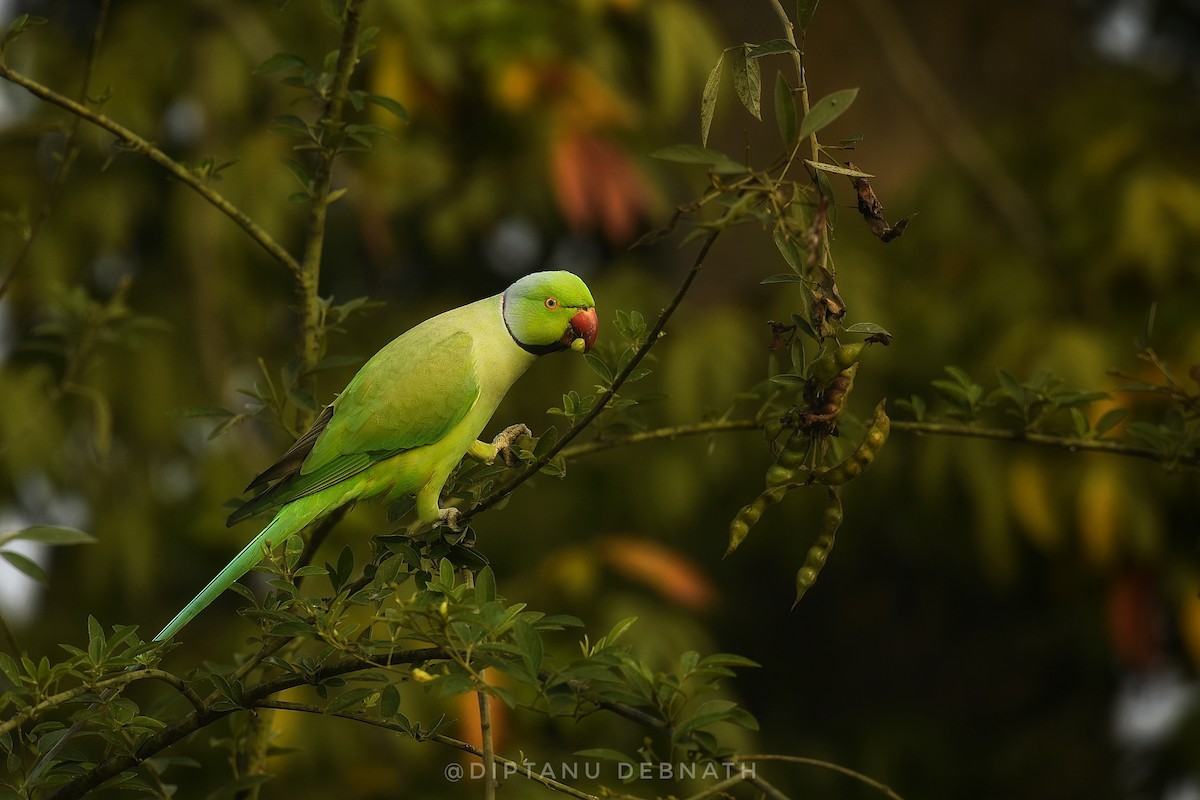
[[155, 270, 597, 642]]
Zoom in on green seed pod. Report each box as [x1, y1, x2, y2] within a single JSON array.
[[765, 464, 796, 488], [793, 489, 843, 609], [726, 518, 751, 558], [810, 342, 866, 387], [812, 399, 890, 486]]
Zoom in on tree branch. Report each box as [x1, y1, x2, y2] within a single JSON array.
[[556, 415, 1198, 471], [464, 228, 723, 522], [0, 64, 303, 280], [734, 753, 906, 800], [477, 690, 496, 800], [294, 0, 366, 420]]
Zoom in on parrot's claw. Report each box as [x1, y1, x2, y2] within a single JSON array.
[[437, 507, 464, 532], [489, 423, 532, 468]]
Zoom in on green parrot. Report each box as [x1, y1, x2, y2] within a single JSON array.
[[155, 270, 597, 642]]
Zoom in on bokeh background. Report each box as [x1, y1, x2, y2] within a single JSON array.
[[1, 0, 1199, 798]]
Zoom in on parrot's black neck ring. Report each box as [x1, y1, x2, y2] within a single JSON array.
[[502, 290, 569, 356]]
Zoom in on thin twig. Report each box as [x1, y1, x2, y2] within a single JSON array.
[[0, 64, 303, 279], [478, 690, 496, 800], [555, 415, 1198, 471], [735, 753, 905, 800], [464, 228, 723, 522], [747, 774, 795, 800], [294, 0, 366, 418]]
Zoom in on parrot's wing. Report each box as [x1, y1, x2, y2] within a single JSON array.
[[228, 329, 480, 524]]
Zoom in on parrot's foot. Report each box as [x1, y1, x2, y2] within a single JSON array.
[[437, 506, 464, 532], [488, 423, 532, 468]]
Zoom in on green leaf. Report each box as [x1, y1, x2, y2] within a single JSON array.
[[379, 684, 401, 718], [286, 388, 317, 414], [1093, 407, 1128, 437], [584, 354, 613, 385], [475, 565, 497, 604], [698, 653, 760, 668], [602, 616, 637, 648], [255, 52, 307, 74], [997, 369, 1022, 403], [797, 0, 820, 29], [730, 47, 762, 120], [761, 274, 806, 284], [747, 39, 799, 59], [774, 229, 803, 273], [0, 551, 47, 584], [513, 620, 543, 673], [280, 158, 313, 193], [700, 53, 724, 146], [367, 94, 409, 123], [843, 322, 891, 336], [439, 558, 455, 589], [802, 159, 873, 178], [1, 14, 47, 53], [650, 145, 747, 174], [797, 88, 858, 141], [774, 72, 798, 147], [0, 526, 94, 548]]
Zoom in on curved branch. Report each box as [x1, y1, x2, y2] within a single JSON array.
[[463, 228, 722, 522], [0, 64, 303, 279], [734, 753, 905, 800]]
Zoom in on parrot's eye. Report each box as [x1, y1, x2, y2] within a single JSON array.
[[544, 297, 558, 310]]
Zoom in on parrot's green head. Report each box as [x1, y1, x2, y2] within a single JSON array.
[[502, 270, 598, 356]]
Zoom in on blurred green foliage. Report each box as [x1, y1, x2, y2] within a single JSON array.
[[0, 0, 1199, 798]]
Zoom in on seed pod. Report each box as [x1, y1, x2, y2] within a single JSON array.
[[817, 363, 857, 419], [726, 484, 793, 557], [793, 489, 843, 608], [765, 464, 795, 488], [725, 496, 768, 557], [811, 399, 890, 486], [810, 342, 866, 387]]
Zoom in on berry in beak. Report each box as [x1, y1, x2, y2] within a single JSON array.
[[563, 307, 598, 352]]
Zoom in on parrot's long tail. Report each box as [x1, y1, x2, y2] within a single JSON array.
[[29, 509, 307, 779], [154, 508, 301, 642]]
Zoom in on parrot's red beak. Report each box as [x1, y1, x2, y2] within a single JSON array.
[[563, 308, 598, 352]]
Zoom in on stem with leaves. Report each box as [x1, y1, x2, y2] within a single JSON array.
[[294, 0, 367, 424], [0, 65, 302, 279]]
